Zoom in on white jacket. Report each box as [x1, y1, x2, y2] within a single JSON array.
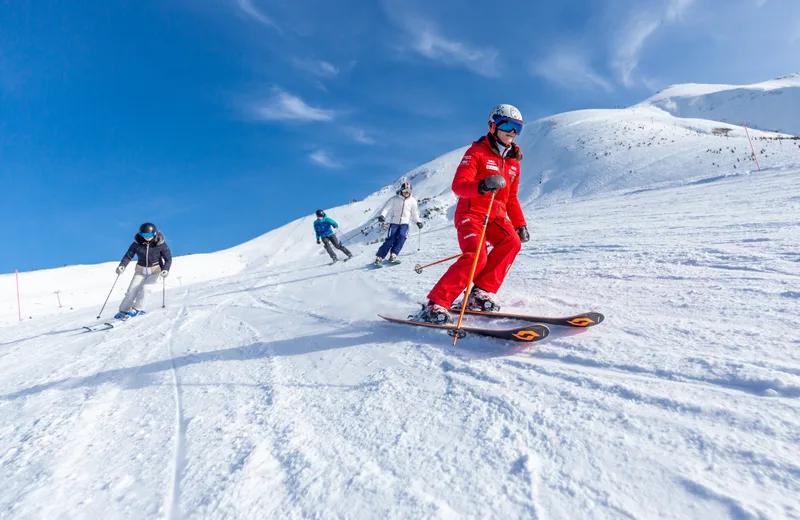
[[378, 194, 421, 225]]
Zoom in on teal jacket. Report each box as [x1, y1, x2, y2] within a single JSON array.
[[313, 216, 338, 239]]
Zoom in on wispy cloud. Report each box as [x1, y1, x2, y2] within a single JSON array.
[[345, 127, 376, 145], [236, 0, 280, 31], [249, 88, 338, 122], [612, 0, 697, 87], [380, 2, 499, 77], [533, 48, 613, 92], [292, 58, 340, 77], [309, 149, 342, 168], [408, 25, 500, 77]]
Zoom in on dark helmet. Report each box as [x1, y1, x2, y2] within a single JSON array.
[[398, 182, 411, 195], [139, 222, 158, 238], [315, 209, 325, 218], [139, 222, 157, 235]]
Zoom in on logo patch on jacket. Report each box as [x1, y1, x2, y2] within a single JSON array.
[[509, 165, 518, 182], [460, 155, 472, 166], [485, 159, 499, 172]]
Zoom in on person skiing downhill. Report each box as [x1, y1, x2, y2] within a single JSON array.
[[373, 181, 423, 267], [114, 222, 172, 319], [314, 209, 353, 263], [413, 104, 530, 325]]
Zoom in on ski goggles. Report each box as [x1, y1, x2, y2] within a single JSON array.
[[141, 232, 155, 239], [495, 118, 523, 135]]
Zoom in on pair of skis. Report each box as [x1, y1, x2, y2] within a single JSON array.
[[379, 309, 604, 343], [371, 259, 401, 269], [82, 312, 144, 332]]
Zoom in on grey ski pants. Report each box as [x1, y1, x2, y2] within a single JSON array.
[[119, 272, 160, 312], [321, 235, 352, 261]]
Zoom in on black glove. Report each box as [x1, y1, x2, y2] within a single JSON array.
[[478, 175, 507, 195], [516, 226, 530, 243], [377, 215, 385, 223], [332, 225, 338, 229], [316, 238, 321, 244], [416, 222, 423, 229]]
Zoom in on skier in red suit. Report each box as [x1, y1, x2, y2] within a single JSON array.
[[413, 104, 530, 325]]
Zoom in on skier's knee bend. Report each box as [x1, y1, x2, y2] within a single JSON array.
[[498, 233, 522, 254], [461, 250, 488, 272]]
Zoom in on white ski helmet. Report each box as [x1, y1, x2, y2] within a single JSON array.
[[488, 104, 523, 125]]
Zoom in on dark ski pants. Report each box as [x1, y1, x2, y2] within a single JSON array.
[[321, 235, 352, 260], [376, 223, 409, 259]]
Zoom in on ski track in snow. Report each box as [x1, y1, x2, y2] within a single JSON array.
[[1, 128, 800, 516]]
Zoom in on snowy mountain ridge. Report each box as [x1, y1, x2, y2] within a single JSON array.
[[639, 72, 800, 135]]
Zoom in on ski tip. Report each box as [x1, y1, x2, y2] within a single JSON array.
[[566, 312, 605, 327], [511, 325, 550, 342]]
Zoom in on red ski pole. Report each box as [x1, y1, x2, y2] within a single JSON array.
[[450, 191, 496, 346], [413, 254, 463, 274]]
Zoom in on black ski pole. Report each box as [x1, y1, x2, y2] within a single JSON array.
[[417, 228, 422, 251], [162, 277, 166, 308], [97, 273, 121, 319]]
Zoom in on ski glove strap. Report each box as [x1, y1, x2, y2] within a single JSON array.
[[160, 270, 169, 278], [116, 265, 125, 275], [478, 175, 507, 195]]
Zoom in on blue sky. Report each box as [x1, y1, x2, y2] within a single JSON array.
[[1, 0, 797, 273]]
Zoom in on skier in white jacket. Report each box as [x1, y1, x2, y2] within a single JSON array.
[[374, 182, 423, 267]]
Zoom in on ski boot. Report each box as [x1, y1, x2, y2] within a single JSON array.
[[113, 312, 128, 320], [388, 253, 401, 264], [466, 286, 501, 312], [373, 257, 384, 268], [410, 302, 454, 325]]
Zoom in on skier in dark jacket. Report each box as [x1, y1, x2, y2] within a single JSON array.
[[313, 209, 353, 263], [114, 222, 172, 319]]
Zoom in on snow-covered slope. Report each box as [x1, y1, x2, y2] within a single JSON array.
[[640, 73, 800, 135], [2, 77, 800, 519]]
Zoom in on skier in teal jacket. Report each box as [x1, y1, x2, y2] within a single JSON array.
[[313, 209, 353, 263]]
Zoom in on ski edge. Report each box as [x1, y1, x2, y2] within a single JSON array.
[[451, 309, 604, 327], [378, 315, 549, 343]]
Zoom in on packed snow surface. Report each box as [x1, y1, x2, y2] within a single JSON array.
[[1, 79, 799, 519]]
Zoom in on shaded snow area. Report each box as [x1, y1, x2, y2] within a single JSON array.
[[2, 78, 800, 519]]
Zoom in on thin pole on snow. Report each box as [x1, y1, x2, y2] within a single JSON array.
[[413, 253, 462, 274], [15, 270, 21, 322], [417, 228, 422, 251], [743, 124, 761, 171], [162, 277, 166, 308], [451, 191, 497, 346], [97, 274, 121, 319]]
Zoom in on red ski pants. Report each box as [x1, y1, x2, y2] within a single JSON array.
[[427, 215, 521, 308]]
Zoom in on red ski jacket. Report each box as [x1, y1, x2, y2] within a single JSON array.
[[452, 135, 526, 229]]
